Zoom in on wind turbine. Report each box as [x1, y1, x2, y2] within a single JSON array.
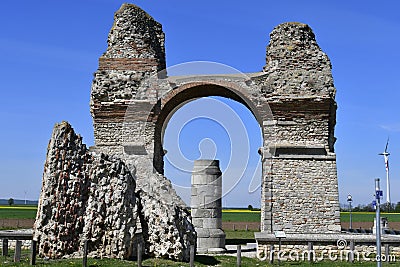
[[379, 139, 390, 208]]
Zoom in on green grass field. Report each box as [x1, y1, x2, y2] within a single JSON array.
[[1, 209, 398, 266], [222, 210, 261, 222], [0, 254, 387, 266], [341, 212, 400, 222], [223, 211, 400, 224], [225, 229, 255, 239], [224, 229, 256, 245], [0, 205, 37, 219], [2, 205, 400, 225], [0, 207, 263, 221]]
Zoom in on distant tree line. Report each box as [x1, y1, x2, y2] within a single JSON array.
[[341, 202, 400, 213], [247, 205, 261, 211]]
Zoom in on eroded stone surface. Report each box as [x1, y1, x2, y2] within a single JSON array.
[[137, 190, 195, 261], [34, 122, 138, 259], [260, 22, 335, 98], [89, 4, 340, 235], [34, 122, 195, 261]]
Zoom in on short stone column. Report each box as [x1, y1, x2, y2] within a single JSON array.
[[191, 159, 225, 253]]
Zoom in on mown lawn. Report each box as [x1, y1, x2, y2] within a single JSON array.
[[223, 211, 400, 224], [225, 229, 255, 240], [222, 210, 261, 222], [0, 255, 389, 266], [341, 212, 400, 222], [0, 255, 262, 267], [0, 205, 37, 219], [3, 206, 400, 225], [0, 207, 264, 222]]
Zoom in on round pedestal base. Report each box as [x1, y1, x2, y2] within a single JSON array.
[[196, 228, 226, 253]]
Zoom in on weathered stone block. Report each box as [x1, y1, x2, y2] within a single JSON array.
[[34, 122, 138, 259], [34, 122, 196, 262]]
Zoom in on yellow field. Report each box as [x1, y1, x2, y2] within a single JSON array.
[[0, 205, 37, 210], [222, 209, 260, 213]]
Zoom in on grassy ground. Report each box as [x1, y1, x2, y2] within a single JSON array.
[[0, 205, 37, 219], [224, 211, 400, 224], [1, 209, 398, 265], [341, 212, 400, 222], [225, 229, 256, 245], [3, 205, 400, 224], [3, 206, 400, 227], [0, 254, 261, 266], [0, 207, 263, 221], [222, 210, 261, 222], [0, 254, 390, 266], [225, 229, 255, 240]]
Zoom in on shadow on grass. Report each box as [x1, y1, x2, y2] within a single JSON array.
[[195, 255, 220, 265]]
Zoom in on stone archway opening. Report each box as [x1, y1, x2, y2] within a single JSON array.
[[161, 95, 263, 208], [159, 91, 263, 253], [153, 82, 265, 175]]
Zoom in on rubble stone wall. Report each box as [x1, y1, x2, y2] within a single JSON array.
[[87, 2, 341, 245], [260, 22, 335, 98], [269, 159, 340, 232], [34, 122, 138, 259], [34, 122, 195, 261]]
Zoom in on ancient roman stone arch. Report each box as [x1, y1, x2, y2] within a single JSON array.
[[154, 80, 265, 172], [90, 3, 341, 235]]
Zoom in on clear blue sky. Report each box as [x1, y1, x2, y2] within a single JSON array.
[[1, 0, 399, 207]]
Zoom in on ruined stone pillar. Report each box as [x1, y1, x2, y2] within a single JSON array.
[[191, 159, 225, 253]]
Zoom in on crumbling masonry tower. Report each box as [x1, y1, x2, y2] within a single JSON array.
[[90, 4, 341, 234]]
